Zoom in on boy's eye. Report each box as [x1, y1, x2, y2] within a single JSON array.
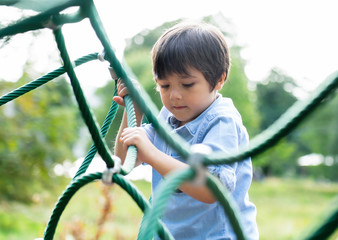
[[160, 84, 169, 89], [183, 83, 194, 88]]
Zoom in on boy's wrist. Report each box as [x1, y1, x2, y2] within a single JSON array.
[[142, 145, 159, 165], [136, 113, 143, 126]]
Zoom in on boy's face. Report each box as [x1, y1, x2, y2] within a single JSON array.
[[156, 68, 223, 126]]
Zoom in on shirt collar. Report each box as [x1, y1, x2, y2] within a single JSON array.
[[167, 94, 222, 136]]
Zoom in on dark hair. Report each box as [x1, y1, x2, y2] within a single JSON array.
[[152, 22, 230, 90]]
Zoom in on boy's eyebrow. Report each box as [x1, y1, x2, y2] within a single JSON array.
[[183, 74, 196, 79], [155, 78, 167, 83]]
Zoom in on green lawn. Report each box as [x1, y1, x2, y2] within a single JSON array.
[[0, 177, 337, 240], [249, 178, 338, 240]]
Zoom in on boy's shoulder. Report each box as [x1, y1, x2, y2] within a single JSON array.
[[205, 96, 242, 123]]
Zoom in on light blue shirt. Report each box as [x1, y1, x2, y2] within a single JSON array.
[[143, 95, 259, 240]]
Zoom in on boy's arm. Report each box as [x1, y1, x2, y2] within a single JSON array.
[[149, 149, 216, 204], [120, 127, 216, 204], [114, 110, 129, 164]]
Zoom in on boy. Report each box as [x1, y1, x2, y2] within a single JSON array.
[[113, 22, 258, 239]]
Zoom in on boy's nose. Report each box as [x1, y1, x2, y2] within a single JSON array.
[[170, 89, 182, 100]]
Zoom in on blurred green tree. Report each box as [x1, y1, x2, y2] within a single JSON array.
[[297, 91, 338, 180], [253, 69, 304, 176], [0, 68, 80, 202], [219, 45, 260, 135], [255, 69, 298, 129], [253, 69, 338, 179], [299, 92, 338, 156]]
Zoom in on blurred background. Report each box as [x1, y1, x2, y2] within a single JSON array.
[[0, 0, 337, 239]]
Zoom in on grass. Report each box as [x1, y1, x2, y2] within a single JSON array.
[[0, 177, 337, 240], [249, 178, 338, 240]]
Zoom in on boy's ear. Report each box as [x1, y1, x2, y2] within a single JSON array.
[[215, 73, 226, 90]]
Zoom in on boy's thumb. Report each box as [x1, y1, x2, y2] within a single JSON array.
[[113, 96, 125, 106]]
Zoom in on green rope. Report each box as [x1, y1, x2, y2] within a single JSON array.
[[0, 0, 84, 39], [137, 168, 247, 240], [53, 27, 115, 168], [207, 70, 338, 166], [73, 83, 119, 179], [114, 174, 174, 240], [73, 83, 140, 178], [73, 81, 139, 178], [43, 172, 173, 240], [137, 168, 194, 240], [206, 173, 246, 240], [85, 0, 192, 162], [44, 173, 101, 239], [120, 95, 138, 175], [0, 52, 98, 106], [297, 197, 338, 240]]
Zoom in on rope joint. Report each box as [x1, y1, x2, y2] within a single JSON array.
[[43, 16, 60, 30], [98, 50, 106, 62], [102, 155, 122, 185], [187, 144, 212, 186], [108, 66, 118, 81]]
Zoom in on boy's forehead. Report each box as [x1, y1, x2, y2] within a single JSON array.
[[155, 73, 194, 81]]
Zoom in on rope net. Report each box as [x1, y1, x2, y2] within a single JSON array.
[[0, 1, 337, 239]]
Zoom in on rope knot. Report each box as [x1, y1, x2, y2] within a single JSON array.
[[43, 16, 60, 30], [188, 144, 212, 186], [102, 155, 121, 185], [98, 50, 106, 62]]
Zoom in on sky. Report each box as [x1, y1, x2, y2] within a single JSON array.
[[1, 0, 338, 96]]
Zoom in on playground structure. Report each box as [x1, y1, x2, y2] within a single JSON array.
[[0, 1, 337, 239]]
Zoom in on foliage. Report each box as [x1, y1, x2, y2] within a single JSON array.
[[0, 71, 81, 202], [297, 91, 338, 180], [253, 139, 299, 177], [253, 69, 302, 176], [253, 68, 337, 179], [255, 68, 298, 129], [220, 45, 260, 135], [298, 91, 338, 156], [93, 80, 123, 150]]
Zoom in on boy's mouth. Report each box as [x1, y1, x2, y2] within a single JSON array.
[[173, 106, 187, 110]]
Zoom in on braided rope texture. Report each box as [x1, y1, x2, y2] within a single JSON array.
[[0, 0, 337, 239]]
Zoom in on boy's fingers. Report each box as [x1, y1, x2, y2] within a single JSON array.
[[116, 80, 129, 98], [116, 79, 124, 92]]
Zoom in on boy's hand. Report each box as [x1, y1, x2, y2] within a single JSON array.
[[113, 79, 129, 106], [120, 127, 155, 164], [113, 79, 144, 124]]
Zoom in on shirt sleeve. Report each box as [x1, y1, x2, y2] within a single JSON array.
[[142, 106, 170, 143], [142, 123, 155, 143], [202, 116, 240, 193]]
